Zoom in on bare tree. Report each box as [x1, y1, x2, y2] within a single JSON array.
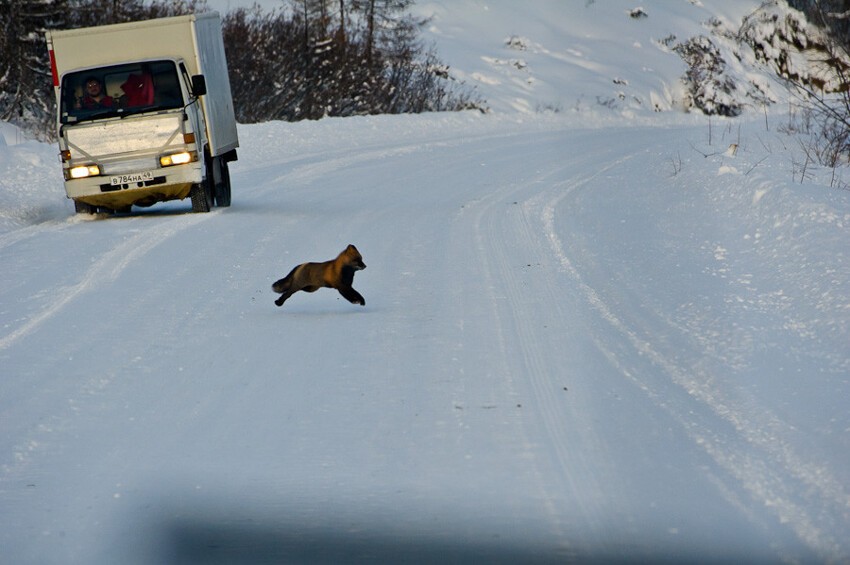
[[789, 1, 850, 166], [741, 0, 850, 166], [2, 0, 483, 135], [0, 0, 67, 134]]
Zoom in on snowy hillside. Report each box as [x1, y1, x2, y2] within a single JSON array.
[[410, 0, 770, 116], [3, 1, 850, 564]]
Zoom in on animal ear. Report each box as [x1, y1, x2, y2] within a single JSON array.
[[347, 244, 356, 250]]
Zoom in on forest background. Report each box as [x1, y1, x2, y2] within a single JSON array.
[[1, 0, 849, 163], [0, 0, 482, 139]]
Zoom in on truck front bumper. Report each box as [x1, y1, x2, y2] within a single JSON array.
[[65, 161, 203, 209]]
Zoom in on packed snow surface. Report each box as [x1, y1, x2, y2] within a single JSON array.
[[2, 1, 850, 563]]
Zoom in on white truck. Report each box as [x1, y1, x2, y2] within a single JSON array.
[[45, 12, 238, 214]]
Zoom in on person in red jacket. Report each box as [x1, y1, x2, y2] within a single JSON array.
[[121, 72, 154, 107]]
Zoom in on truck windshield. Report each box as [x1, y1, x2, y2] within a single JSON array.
[[60, 60, 184, 124]]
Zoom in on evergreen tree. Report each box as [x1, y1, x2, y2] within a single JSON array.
[[350, 0, 415, 67]]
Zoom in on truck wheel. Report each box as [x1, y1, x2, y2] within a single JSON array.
[[190, 181, 213, 213], [215, 159, 231, 207], [74, 200, 96, 214]]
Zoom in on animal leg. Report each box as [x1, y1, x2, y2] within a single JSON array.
[[338, 286, 365, 306]]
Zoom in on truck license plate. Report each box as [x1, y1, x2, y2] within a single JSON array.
[[110, 171, 154, 186]]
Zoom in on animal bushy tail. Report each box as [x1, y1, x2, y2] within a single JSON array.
[[272, 278, 289, 293]]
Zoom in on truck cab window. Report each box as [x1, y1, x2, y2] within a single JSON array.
[[61, 60, 184, 123]]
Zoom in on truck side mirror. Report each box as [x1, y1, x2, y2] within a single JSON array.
[[191, 75, 207, 97]]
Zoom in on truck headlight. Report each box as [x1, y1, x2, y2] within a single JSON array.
[[160, 151, 195, 167], [69, 165, 101, 179]]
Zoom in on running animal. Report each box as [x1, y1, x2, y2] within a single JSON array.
[[272, 244, 366, 307]]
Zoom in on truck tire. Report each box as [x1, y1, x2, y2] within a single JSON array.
[[74, 200, 96, 214], [215, 159, 231, 207], [190, 181, 213, 213]]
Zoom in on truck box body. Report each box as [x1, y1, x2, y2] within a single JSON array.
[[46, 12, 238, 213]]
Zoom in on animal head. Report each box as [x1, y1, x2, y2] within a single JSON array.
[[343, 244, 366, 270]]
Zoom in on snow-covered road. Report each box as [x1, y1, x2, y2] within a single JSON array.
[[2, 113, 849, 563]]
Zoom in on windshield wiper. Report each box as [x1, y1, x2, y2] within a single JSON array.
[[67, 108, 123, 124], [64, 102, 183, 124], [140, 104, 180, 113]]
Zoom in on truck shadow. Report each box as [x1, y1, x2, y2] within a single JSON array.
[[160, 517, 571, 565]]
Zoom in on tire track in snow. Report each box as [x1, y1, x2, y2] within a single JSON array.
[[458, 145, 617, 557], [0, 212, 213, 351], [538, 159, 850, 562], [462, 172, 575, 558], [242, 129, 535, 201], [501, 160, 642, 544], [0, 217, 70, 252]]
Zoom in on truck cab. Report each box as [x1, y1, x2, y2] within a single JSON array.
[[46, 13, 238, 214]]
